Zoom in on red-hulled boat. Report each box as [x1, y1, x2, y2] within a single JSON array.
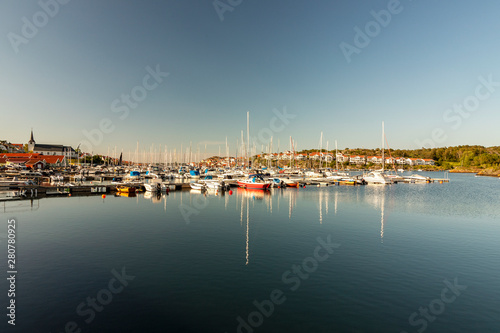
[[237, 175, 271, 190]]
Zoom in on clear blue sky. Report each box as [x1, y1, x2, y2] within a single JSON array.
[[1, 0, 499, 158]]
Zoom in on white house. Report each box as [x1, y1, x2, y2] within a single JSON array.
[[336, 153, 349, 163], [366, 156, 383, 164], [308, 152, 321, 160], [349, 155, 366, 164], [385, 157, 395, 165], [325, 155, 334, 162], [295, 153, 307, 160], [405, 158, 425, 166]]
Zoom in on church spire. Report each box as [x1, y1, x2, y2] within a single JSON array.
[[28, 128, 35, 144]]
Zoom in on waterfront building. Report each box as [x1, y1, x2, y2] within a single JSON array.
[[405, 158, 425, 166], [385, 157, 395, 164], [295, 153, 306, 160], [367, 156, 383, 164], [0, 153, 66, 168], [0, 142, 23, 153], [322, 153, 334, 162], [349, 155, 367, 165], [336, 153, 349, 163]]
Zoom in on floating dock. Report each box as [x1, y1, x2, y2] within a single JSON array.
[[0, 183, 184, 201]]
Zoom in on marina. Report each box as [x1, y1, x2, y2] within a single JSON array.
[[2, 173, 498, 332], [0, 166, 451, 202], [2, 1, 499, 331]]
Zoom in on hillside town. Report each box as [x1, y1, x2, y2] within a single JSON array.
[[1, 130, 438, 171]]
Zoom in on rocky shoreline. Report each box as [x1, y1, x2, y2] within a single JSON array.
[[449, 167, 500, 177]]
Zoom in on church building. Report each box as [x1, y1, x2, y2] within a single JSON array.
[[27, 130, 78, 158]]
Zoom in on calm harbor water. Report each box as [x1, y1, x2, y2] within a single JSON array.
[[2, 173, 499, 332]]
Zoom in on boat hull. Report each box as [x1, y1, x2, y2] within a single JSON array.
[[190, 183, 205, 190], [237, 181, 271, 189], [116, 186, 136, 193]]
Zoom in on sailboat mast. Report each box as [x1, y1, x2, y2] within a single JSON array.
[[240, 131, 244, 167], [247, 111, 250, 169], [319, 131, 323, 169], [326, 140, 329, 167], [382, 121, 385, 170], [335, 140, 338, 170]]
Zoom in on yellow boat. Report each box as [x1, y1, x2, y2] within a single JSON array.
[[116, 185, 136, 193]]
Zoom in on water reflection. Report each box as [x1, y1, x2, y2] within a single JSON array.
[[116, 192, 136, 198], [237, 189, 255, 265], [136, 185, 396, 250], [144, 191, 163, 203], [364, 186, 393, 243], [381, 192, 385, 243], [246, 195, 249, 265], [1, 198, 40, 213], [236, 188, 271, 200]]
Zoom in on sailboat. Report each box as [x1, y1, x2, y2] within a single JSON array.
[[363, 170, 393, 184], [363, 122, 393, 185]]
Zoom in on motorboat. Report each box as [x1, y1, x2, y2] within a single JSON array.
[[404, 174, 430, 182], [189, 182, 206, 190], [198, 175, 228, 191], [126, 170, 141, 180], [205, 182, 224, 191], [0, 177, 34, 187], [19, 170, 42, 177], [145, 171, 161, 179], [189, 170, 201, 179], [237, 175, 271, 189], [111, 177, 123, 184], [385, 171, 405, 183], [144, 183, 162, 192], [73, 174, 86, 182], [363, 170, 393, 184], [271, 177, 300, 187], [50, 174, 64, 182], [304, 170, 324, 178], [116, 185, 136, 193], [281, 178, 300, 187]]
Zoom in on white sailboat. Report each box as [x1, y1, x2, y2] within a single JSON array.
[[363, 170, 393, 184], [363, 122, 393, 185]]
